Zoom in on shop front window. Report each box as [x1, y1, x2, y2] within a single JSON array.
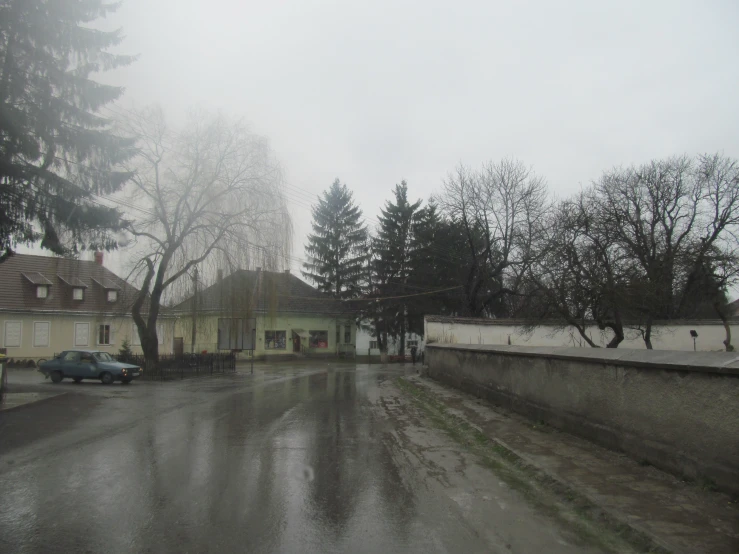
[[265, 330, 286, 350], [309, 330, 328, 349]]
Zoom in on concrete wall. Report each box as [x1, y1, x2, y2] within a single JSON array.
[[426, 343, 739, 494], [0, 314, 175, 360], [425, 317, 733, 351], [175, 313, 355, 357]]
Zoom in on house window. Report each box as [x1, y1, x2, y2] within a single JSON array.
[[265, 330, 286, 350], [4, 321, 22, 347], [107, 290, 117, 302], [36, 285, 48, 299], [344, 326, 351, 344], [98, 324, 112, 346], [369, 340, 378, 350], [309, 330, 328, 349], [33, 322, 50, 347], [407, 340, 418, 347], [73, 287, 84, 300], [74, 323, 89, 347], [157, 323, 165, 345]]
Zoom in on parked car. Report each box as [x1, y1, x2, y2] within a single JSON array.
[[39, 350, 142, 385]]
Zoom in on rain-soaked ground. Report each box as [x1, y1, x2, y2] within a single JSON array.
[[1, 363, 610, 553]]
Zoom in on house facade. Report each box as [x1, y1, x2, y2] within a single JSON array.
[[355, 324, 424, 361], [0, 253, 174, 362], [172, 269, 355, 359]]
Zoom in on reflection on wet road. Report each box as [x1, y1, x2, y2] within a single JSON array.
[[0, 364, 603, 553]]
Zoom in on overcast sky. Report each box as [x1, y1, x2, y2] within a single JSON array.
[[89, 0, 739, 275]]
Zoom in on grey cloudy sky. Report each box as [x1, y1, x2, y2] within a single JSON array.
[[99, 0, 739, 272]]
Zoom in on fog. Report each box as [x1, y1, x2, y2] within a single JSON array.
[[93, 0, 739, 272]]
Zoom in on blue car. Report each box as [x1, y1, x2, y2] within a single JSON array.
[[39, 350, 142, 385]]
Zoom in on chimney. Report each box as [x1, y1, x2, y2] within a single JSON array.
[[94, 251, 104, 266]]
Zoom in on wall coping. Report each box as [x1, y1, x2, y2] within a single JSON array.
[[425, 315, 737, 327], [426, 343, 739, 376]]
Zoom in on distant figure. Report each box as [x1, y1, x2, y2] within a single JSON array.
[[410, 345, 418, 365]]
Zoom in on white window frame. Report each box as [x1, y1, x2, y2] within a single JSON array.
[[97, 323, 112, 346], [369, 340, 378, 350], [72, 287, 84, 300], [107, 290, 117, 303], [74, 322, 90, 347], [4, 320, 22, 348], [33, 321, 51, 348], [36, 285, 48, 299]]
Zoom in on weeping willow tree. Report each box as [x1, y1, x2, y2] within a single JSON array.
[[0, 0, 136, 260], [119, 106, 292, 368]]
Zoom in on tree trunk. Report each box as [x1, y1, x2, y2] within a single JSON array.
[[605, 324, 624, 348], [643, 316, 653, 350], [714, 301, 735, 352]]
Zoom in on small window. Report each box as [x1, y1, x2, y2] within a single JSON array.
[[73, 287, 84, 300], [107, 290, 117, 302], [369, 340, 378, 350], [265, 330, 286, 350], [344, 326, 351, 344], [4, 321, 22, 348], [98, 324, 111, 346], [33, 322, 50, 347], [36, 285, 48, 299], [62, 351, 80, 362], [309, 330, 328, 349], [80, 352, 95, 363]]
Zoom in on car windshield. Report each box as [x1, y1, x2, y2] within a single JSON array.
[[93, 352, 113, 362]]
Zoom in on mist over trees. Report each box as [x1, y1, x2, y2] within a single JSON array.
[[118, 107, 291, 367], [0, 0, 135, 261]]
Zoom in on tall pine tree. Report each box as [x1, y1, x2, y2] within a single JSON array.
[[0, 0, 136, 261], [372, 181, 423, 355], [303, 179, 367, 299]]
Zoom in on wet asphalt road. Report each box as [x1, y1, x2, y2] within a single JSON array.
[[0, 364, 603, 554]]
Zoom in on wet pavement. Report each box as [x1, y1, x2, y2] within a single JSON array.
[[1, 364, 610, 553]]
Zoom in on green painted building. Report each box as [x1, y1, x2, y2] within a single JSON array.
[[172, 269, 355, 359]]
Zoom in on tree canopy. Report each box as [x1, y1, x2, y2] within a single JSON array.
[[0, 0, 136, 260]]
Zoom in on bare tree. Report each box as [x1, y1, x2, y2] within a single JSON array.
[[436, 159, 549, 317], [526, 192, 628, 348], [118, 107, 291, 367], [593, 154, 739, 349]]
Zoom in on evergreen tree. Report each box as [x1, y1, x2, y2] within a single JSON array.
[[0, 0, 136, 261], [303, 179, 367, 299], [372, 181, 423, 355]]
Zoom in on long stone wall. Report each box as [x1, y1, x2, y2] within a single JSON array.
[[426, 343, 739, 494]]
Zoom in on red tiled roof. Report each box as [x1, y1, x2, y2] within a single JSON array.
[[0, 254, 139, 315]]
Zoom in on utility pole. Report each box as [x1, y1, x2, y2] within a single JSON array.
[[191, 267, 198, 354]]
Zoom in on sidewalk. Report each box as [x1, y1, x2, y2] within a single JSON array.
[[400, 374, 739, 554]]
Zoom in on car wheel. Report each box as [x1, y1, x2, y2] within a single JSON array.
[[121, 379, 132, 384], [73, 377, 83, 384], [50, 371, 63, 384], [100, 372, 114, 385]]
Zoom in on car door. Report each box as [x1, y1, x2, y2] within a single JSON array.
[[59, 351, 80, 376], [78, 352, 97, 379]]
